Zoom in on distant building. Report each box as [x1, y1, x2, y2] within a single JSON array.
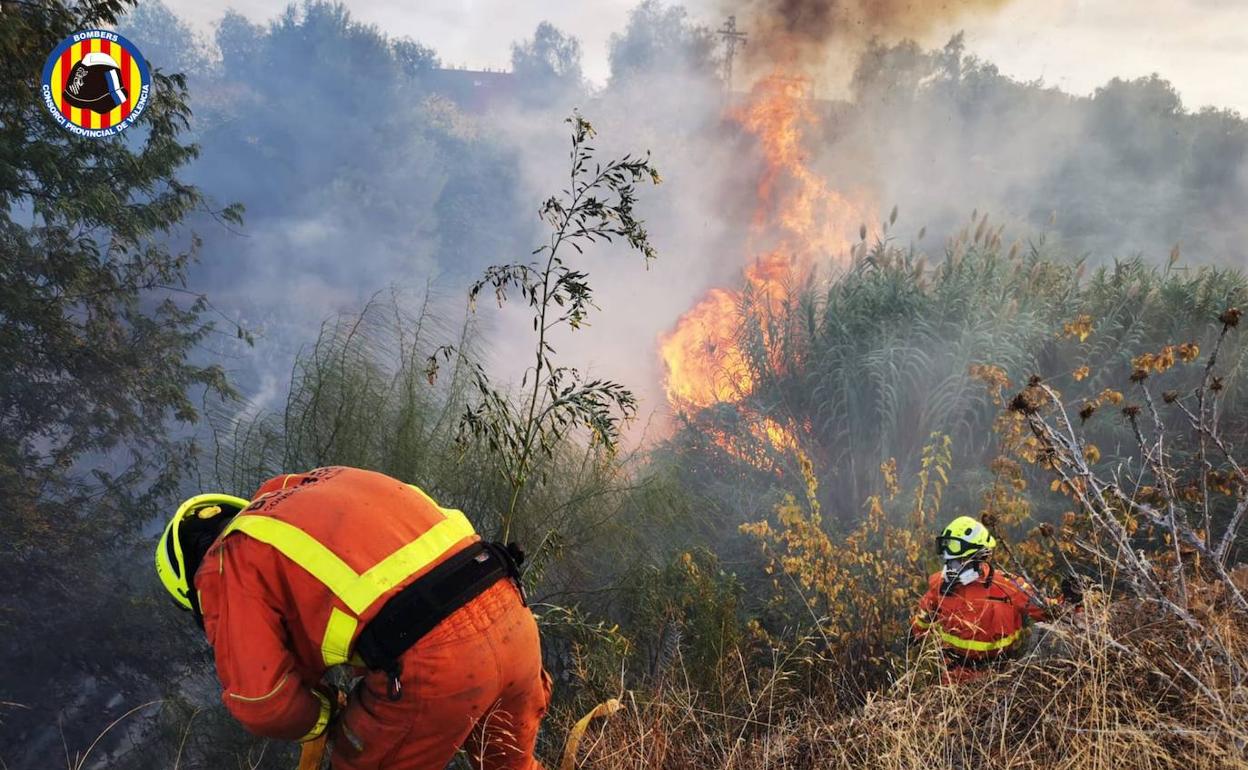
[[429, 68, 515, 112]]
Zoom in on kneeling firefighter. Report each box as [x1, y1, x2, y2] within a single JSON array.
[[910, 515, 1076, 683], [155, 466, 551, 769]]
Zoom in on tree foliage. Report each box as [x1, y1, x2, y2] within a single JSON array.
[[607, 0, 719, 86], [0, 0, 239, 562], [846, 35, 1248, 261], [0, 2, 241, 763], [511, 20, 583, 97]]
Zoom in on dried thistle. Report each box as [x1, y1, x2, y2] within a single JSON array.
[[1162, 390, 1179, 404], [1211, 376, 1224, 392], [1123, 405, 1142, 419], [1079, 402, 1097, 422], [1219, 307, 1241, 328], [1010, 386, 1047, 415], [1130, 368, 1149, 383], [1036, 446, 1057, 467]]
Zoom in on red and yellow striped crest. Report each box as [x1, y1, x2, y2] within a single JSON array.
[[41, 30, 151, 137]]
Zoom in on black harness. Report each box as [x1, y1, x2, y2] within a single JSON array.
[[353, 541, 525, 699]]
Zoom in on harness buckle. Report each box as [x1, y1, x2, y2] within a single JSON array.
[[386, 662, 403, 701]]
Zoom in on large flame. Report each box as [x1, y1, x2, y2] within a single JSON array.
[[659, 73, 874, 445], [659, 0, 1010, 466]]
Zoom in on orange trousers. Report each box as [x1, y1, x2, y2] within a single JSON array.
[[331, 580, 550, 770]]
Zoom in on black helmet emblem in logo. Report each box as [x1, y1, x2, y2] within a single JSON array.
[[63, 52, 127, 114]]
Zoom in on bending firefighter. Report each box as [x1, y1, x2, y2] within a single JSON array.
[[911, 515, 1075, 682], [155, 466, 550, 769]]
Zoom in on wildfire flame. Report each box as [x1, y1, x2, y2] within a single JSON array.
[[659, 72, 875, 458]]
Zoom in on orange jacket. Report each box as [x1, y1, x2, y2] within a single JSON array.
[[195, 467, 479, 741], [911, 566, 1056, 661]]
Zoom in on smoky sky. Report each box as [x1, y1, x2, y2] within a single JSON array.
[[165, 0, 1248, 113]]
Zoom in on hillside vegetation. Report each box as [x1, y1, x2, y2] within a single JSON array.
[[563, 233, 1248, 769]]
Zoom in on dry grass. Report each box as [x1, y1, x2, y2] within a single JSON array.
[[558, 575, 1248, 770]]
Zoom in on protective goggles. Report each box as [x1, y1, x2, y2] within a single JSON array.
[[936, 535, 984, 558]]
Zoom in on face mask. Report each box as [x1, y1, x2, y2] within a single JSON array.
[[943, 559, 981, 586]]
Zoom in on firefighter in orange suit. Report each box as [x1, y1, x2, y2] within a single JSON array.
[[911, 515, 1070, 683], [155, 466, 550, 769]]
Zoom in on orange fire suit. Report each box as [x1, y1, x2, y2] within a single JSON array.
[[910, 565, 1056, 682], [195, 466, 550, 769]]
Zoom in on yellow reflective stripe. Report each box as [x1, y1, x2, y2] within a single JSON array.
[[223, 500, 476, 669], [341, 510, 474, 612], [298, 689, 332, 743], [228, 508, 476, 614], [407, 484, 469, 522], [321, 607, 358, 667], [938, 627, 1020, 652], [227, 672, 290, 704], [224, 516, 361, 606]]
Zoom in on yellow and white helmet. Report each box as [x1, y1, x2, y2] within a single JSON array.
[[937, 515, 997, 561], [155, 493, 250, 611]]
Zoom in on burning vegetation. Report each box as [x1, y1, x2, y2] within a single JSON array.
[[658, 71, 873, 466], [659, 0, 1011, 469]]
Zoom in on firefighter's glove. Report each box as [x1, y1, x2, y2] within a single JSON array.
[[1060, 576, 1084, 606]]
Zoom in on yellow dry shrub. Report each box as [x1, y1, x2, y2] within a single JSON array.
[[968, 363, 1011, 405], [740, 435, 952, 670], [1132, 342, 1201, 376], [1061, 314, 1094, 342]]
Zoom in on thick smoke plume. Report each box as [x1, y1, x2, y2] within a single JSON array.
[[725, 0, 1011, 80]]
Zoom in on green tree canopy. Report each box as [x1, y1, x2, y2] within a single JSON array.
[[0, 0, 238, 563]]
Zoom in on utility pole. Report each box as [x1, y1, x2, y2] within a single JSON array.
[[717, 15, 747, 92]]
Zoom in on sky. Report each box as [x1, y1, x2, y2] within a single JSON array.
[[169, 0, 1248, 114]]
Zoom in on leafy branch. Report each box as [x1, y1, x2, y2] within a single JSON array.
[[428, 112, 660, 540]]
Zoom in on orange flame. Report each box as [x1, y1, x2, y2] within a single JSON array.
[[660, 73, 875, 457]]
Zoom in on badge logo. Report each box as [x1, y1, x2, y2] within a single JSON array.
[[41, 30, 151, 138]]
